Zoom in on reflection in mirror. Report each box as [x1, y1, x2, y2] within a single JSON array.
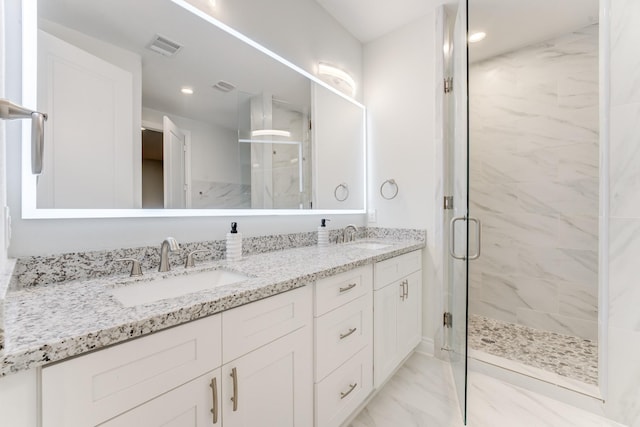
[[28, 0, 365, 215]]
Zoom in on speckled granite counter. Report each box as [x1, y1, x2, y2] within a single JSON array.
[[0, 237, 424, 376]]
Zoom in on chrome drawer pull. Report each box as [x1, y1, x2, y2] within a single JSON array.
[[339, 327, 357, 340], [340, 383, 358, 399], [230, 367, 239, 411], [210, 377, 219, 424], [339, 283, 357, 293]]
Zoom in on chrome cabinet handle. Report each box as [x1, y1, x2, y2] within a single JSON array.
[[340, 327, 357, 340], [468, 217, 482, 260], [210, 377, 218, 424], [449, 216, 467, 260], [340, 383, 358, 399], [339, 283, 357, 293], [230, 367, 238, 411]]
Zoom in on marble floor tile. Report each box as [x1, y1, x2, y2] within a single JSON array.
[[468, 314, 598, 385], [349, 353, 622, 427]]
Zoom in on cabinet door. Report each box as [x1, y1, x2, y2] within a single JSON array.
[[398, 270, 422, 359], [373, 282, 401, 388], [222, 326, 313, 427], [102, 369, 222, 427], [42, 314, 221, 427]]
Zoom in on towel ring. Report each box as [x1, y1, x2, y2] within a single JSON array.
[[380, 179, 398, 200], [334, 183, 349, 202]]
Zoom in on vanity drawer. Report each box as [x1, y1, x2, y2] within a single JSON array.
[[315, 346, 373, 427], [315, 293, 372, 381], [41, 313, 221, 427], [222, 285, 312, 363], [374, 249, 422, 290], [315, 265, 372, 316]]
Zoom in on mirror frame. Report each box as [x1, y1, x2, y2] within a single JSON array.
[[21, 0, 367, 219]]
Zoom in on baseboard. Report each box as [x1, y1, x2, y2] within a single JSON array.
[[415, 337, 434, 357]]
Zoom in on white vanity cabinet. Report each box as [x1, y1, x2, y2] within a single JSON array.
[[373, 250, 423, 387], [314, 265, 374, 427], [30, 248, 423, 427], [221, 284, 313, 427], [41, 313, 223, 427], [40, 285, 313, 427]]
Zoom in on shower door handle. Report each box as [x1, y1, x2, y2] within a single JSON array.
[[449, 216, 467, 260], [449, 216, 482, 261], [468, 217, 482, 260]]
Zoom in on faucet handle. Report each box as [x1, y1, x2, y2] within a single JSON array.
[[116, 258, 143, 277], [185, 249, 209, 268]]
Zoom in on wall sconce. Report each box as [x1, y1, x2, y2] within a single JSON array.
[[317, 63, 356, 98]]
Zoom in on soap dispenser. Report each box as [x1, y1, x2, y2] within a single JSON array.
[[226, 222, 242, 262], [318, 219, 330, 247]]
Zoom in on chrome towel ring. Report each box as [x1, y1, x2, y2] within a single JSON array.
[[334, 183, 349, 202], [380, 179, 398, 200]]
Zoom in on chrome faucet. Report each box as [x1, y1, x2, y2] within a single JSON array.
[[159, 237, 180, 272], [343, 224, 358, 243]]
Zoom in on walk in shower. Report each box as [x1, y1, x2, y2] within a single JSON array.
[[442, 1, 603, 422], [466, 0, 600, 390]]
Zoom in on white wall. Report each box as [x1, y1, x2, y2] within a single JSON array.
[[0, 0, 7, 267], [605, 0, 640, 424], [3, 0, 365, 257], [363, 12, 438, 346]]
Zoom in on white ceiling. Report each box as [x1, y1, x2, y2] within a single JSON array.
[[314, 0, 599, 62], [314, 0, 444, 43]]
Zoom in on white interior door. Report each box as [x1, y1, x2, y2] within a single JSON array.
[[163, 116, 190, 208], [37, 30, 135, 208]]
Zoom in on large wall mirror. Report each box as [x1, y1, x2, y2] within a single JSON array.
[[21, 0, 366, 218]]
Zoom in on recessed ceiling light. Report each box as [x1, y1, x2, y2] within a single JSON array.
[[181, 87, 194, 95], [468, 32, 486, 43]]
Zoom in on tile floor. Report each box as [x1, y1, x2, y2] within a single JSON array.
[[468, 314, 598, 385], [349, 353, 624, 427]]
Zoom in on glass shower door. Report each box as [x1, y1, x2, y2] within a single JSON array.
[[444, 0, 469, 423]]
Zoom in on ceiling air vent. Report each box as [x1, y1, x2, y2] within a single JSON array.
[[147, 34, 183, 57], [212, 80, 236, 93]]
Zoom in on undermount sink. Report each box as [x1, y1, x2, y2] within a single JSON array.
[[109, 269, 250, 307], [348, 241, 392, 250]]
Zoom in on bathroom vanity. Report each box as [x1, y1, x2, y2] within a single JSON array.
[[0, 235, 424, 427]]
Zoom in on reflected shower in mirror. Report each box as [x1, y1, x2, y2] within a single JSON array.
[[30, 0, 365, 213], [466, 0, 600, 389]]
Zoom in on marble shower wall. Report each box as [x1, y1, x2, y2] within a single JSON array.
[[468, 25, 599, 340]]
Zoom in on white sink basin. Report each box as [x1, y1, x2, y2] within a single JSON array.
[[348, 242, 392, 250], [109, 269, 249, 307]]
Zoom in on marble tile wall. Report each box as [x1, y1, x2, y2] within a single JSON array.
[[606, 0, 640, 425], [190, 180, 251, 209], [468, 25, 599, 340]]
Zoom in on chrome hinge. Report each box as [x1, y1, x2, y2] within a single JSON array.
[[443, 312, 453, 328], [444, 196, 454, 210], [444, 77, 453, 94]]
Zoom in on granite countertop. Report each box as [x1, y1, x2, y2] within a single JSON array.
[[0, 238, 424, 376]]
